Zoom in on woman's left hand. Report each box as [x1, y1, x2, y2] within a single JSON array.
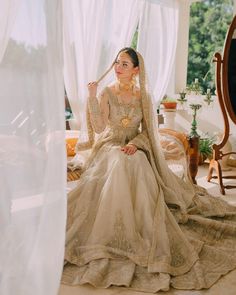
[[121, 144, 137, 155]]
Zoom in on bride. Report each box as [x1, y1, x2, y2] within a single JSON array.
[[62, 47, 236, 293]]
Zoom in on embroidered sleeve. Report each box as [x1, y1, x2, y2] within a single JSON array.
[[128, 119, 151, 150], [88, 89, 109, 134]]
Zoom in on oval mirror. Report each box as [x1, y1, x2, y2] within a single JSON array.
[[222, 15, 236, 125]]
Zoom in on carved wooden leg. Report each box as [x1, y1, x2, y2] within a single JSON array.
[[214, 160, 225, 195], [207, 159, 225, 195], [207, 160, 214, 182]]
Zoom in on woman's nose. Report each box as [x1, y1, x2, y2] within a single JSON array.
[[116, 63, 122, 70]]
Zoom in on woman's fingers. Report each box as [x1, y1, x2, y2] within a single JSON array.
[[121, 144, 137, 155], [88, 82, 97, 89], [87, 81, 98, 97], [88, 81, 98, 86]]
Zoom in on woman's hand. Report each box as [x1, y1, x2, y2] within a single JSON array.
[[121, 144, 137, 155], [87, 81, 98, 97]]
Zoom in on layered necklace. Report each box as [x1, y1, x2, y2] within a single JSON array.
[[115, 81, 137, 128]]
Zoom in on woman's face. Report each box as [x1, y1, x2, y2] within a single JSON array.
[[114, 52, 139, 81]]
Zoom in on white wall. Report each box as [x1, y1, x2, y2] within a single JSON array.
[[174, 0, 191, 94], [161, 97, 236, 151]]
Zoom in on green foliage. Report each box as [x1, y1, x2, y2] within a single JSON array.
[[2, 39, 46, 71], [65, 109, 73, 120], [131, 26, 138, 50], [187, 0, 234, 93], [199, 134, 216, 158]]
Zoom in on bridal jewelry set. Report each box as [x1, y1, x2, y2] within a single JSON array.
[[116, 75, 137, 128]]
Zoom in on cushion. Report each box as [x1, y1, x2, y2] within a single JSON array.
[[67, 169, 81, 182], [66, 138, 78, 157]]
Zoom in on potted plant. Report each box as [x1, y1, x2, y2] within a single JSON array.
[[161, 95, 177, 110], [199, 134, 216, 165]]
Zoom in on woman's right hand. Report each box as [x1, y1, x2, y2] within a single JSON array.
[[87, 81, 98, 97]]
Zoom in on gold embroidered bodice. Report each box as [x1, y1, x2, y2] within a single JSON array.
[[88, 87, 143, 145]]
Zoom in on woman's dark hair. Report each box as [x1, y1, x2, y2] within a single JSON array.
[[116, 47, 139, 67]]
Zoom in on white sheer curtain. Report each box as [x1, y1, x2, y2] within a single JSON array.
[[0, 0, 21, 62], [63, 0, 140, 133], [0, 0, 21, 241], [0, 1, 66, 294], [137, 0, 179, 107]]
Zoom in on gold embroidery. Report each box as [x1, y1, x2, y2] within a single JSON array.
[[170, 239, 186, 267], [121, 117, 131, 128], [76, 104, 95, 151], [106, 212, 134, 253]]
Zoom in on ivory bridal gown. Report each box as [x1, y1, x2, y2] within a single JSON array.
[[62, 87, 236, 293]]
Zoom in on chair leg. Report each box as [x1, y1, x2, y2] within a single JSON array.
[[207, 160, 214, 182], [207, 159, 225, 195]]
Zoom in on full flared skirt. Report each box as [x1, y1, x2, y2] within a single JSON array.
[[62, 144, 236, 293]]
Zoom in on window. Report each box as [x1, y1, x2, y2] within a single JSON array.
[[187, 0, 234, 92]]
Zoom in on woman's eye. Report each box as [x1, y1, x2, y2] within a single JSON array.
[[123, 63, 128, 67]]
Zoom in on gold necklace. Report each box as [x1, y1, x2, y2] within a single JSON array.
[[118, 81, 133, 92], [114, 82, 137, 128], [115, 82, 136, 99], [120, 84, 132, 92], [120, 97, 136, 128]]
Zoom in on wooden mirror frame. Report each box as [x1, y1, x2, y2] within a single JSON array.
[[207, 15, 236, 195]]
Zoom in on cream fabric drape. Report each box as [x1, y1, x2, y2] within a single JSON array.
[[137, 0, 179, 107], [62, 0, 140, 135], [0, 1, 66, 294], [0, 0, 21, 228]]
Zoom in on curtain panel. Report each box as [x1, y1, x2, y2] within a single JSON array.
[[137, 0, 179, 107], [0, 1, 66, 294], [63, 0, 140, 136]]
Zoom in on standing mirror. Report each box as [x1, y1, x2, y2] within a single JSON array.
[[223, 17, 236, 124], [207, 15, 236, 195]]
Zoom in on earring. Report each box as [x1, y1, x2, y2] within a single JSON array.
[[131, 74, 136, 85], [131, 74, 136, 95]]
